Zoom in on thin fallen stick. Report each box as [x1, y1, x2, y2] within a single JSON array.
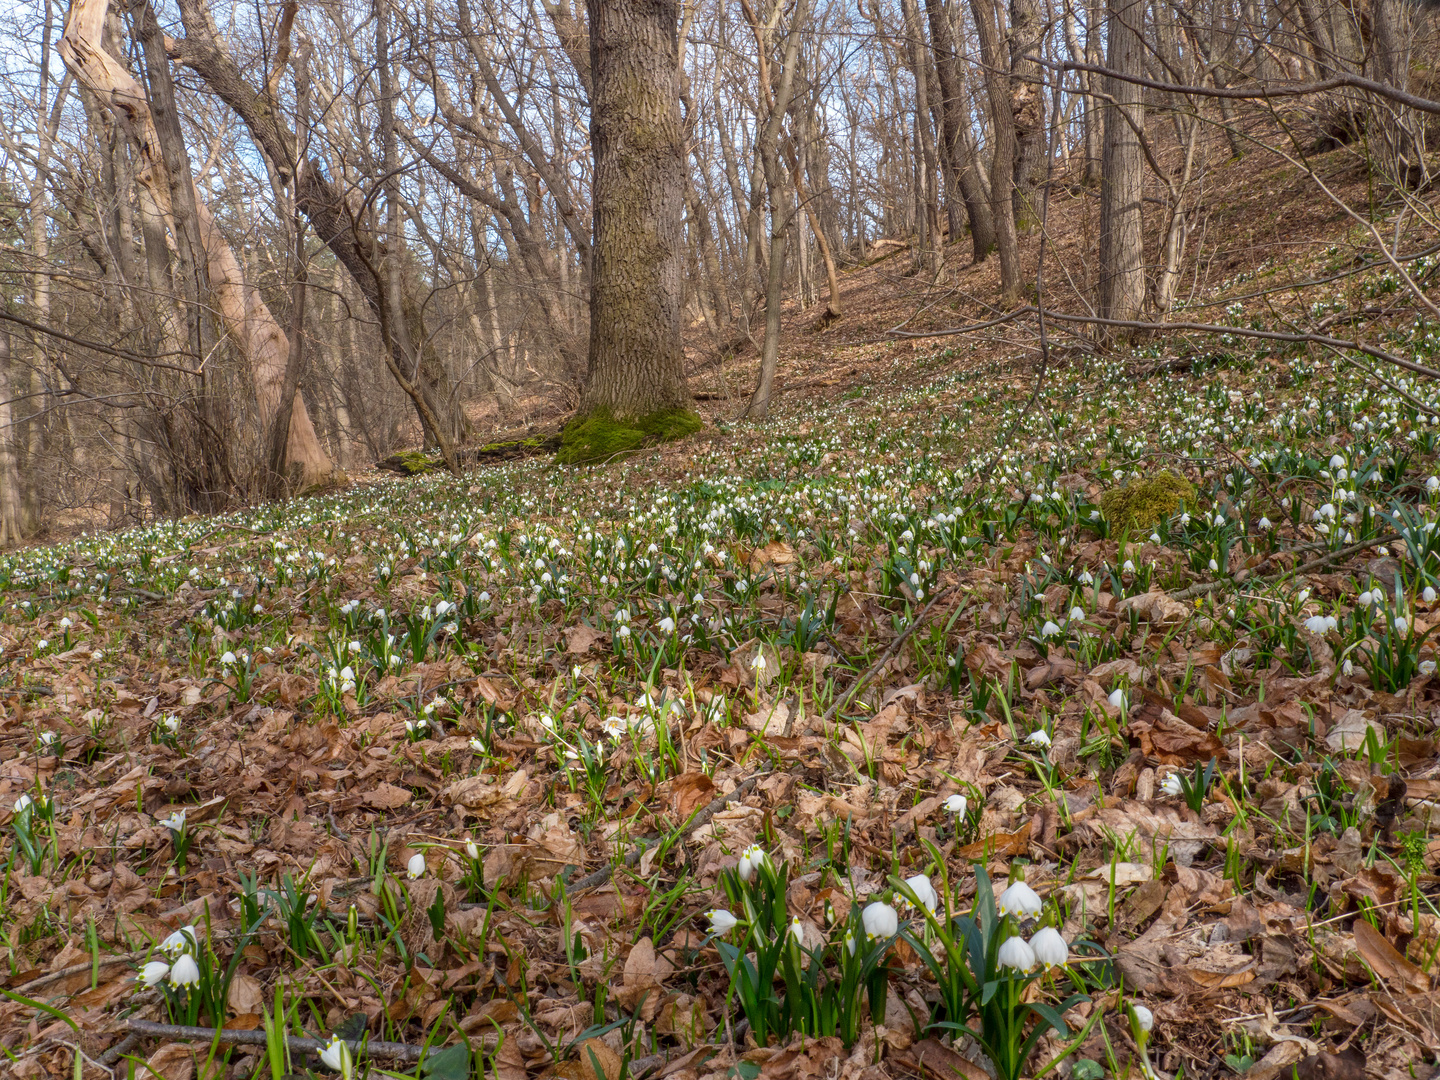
[[1172, 533, 1400, 600], [122, 1018, 489, 1063], [12, 954, 142, 997], [820, 587, 957, 726], [567, 773, 765, 892]]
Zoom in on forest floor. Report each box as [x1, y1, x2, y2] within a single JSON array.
[[3, 133, 1440, 1080]]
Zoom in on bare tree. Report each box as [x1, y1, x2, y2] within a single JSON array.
[[59, 0, 340, 490]]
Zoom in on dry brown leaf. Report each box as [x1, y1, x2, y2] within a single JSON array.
[[444, 776, 516, 813], [670, 772, 716, 818], [906, 1038, 991, 1080], [474, 676, 516, 710], [1128, 708, 1223, 763], [746, 540, 796, 573], [565, 624, 605, 654], [227, 971, 264, 1015], [365, 782, 414, 810], [1353, 919, 1430, 992], [1116, 590, 1189, 623], [1326, 710, 1384, 753], [577, 1037, 624, 1080], [955, 820, 1031, 860], [143, 1043, 219, 1080], [1247, 1041, 1307, 1080]]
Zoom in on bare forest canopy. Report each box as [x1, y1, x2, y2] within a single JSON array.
[[0, 0, 1436, 539]]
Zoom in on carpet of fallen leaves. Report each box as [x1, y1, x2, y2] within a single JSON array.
[[3, 188, 1440, 1080]]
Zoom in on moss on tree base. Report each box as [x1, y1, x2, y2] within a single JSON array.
[[555, 409, 703, 465], [1099, 470, 1197, 532]]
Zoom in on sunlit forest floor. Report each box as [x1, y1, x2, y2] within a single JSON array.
[[3, 137, 1440, 1080]]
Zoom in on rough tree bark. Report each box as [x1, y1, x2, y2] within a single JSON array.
[[562, 0, 697, 460], [1097, 0, 1148, 331], [59, 0, 339, 490]]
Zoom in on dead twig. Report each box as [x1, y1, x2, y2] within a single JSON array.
[[121, 1018, 487, 1063], [820, 587, 958, 725], [568, 773, 765, 892], [1172, 533, 1400, 600]]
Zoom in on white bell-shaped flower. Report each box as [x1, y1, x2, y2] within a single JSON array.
[[706, 908, 739, 934], [903, 873, 939, 913], [139, 960, 171, 988], [169, 953, 200, 988], [996, 880, 1043, 918], [861, 901, 898, 940], [737, 844, 769, 882], [997, 935, 1036, 972], [1029, 926, 1070, 968]]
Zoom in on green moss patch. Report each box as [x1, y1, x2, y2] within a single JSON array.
[[1099, 470, 1197, 532], [555, 409, 703, 466], [377, 449, 443, 475], [469, 433, 561, 461]]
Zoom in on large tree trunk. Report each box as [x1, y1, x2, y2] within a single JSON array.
[[1097, 0, 1148, 331], [577, 0, 693, 427], [925, 0, 996, 260], [59, 0, 339, 491]]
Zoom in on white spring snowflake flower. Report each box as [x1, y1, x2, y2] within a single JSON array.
[[1029, 926, 1070, 968], [997, 935, 1036, 971], [168, 954, 200, 988], [903, 873, 938, 913], [861, 902, 898, 940], [706, 908, 739, 934], [737, 844, 769, 882], [139, 960, 171, 988], [997, 880, 1043, 918]]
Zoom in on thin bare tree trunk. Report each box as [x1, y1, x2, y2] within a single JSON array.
[[926, 0, 996, 259], [0, 331, 24, 545], [743, 0, 807, 419], [1009, 0, 1046, 231], [970, 0, 1023, 303], [901, 0, 946, 280]]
